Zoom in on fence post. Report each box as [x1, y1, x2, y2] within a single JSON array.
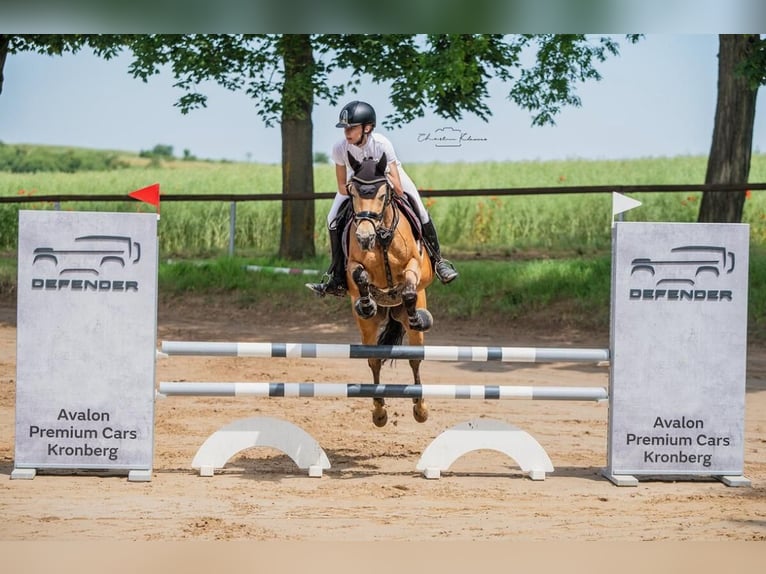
[[229, 201, 236, 257]]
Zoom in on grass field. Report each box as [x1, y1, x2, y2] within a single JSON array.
[[1, 151, 765, 257], [1, 148, 764, 338]]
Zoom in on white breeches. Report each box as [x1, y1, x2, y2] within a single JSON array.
[[327, 171, 430, 228]]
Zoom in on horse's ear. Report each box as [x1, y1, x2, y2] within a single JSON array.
[[376, 153, 387, 175], [347, 152, 361, 173]]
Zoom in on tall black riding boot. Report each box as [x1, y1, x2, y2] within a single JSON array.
[[306, 227, 347, 297], [421, 220, 458, 284]]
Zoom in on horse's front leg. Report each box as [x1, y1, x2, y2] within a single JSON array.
[[402, 265, 433, 332], [351, 265, 377, 319], [348, 263, 387, 427]]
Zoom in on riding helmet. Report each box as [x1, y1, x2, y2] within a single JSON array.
[[336, 101, 376, 128]]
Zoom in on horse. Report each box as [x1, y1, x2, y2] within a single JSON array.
[[343, 152, 434, 427]]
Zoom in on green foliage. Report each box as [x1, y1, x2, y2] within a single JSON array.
[[424, 257, 612, 324], [0, 204, 19, 247], [86, 34, 634, 129], [0, 143, 128, 173], [313, 152, 330, 164], [749, 246, 766, 339], [158, 257, 327, 310], [139, 144, 175, 159]]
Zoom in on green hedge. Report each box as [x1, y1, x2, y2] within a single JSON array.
[[0, 143, 128, 173]]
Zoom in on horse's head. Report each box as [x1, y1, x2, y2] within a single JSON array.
[[346, 152, 392, 251]]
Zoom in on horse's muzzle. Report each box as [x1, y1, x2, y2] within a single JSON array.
[[355, 219, 377, 250]]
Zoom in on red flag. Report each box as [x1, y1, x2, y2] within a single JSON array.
[[129, 183, 160, 211]]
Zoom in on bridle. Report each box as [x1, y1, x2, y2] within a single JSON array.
[[348, 172, 400, 288], [347, 174, 399, 247]]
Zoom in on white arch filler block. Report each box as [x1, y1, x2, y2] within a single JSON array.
[[416, 419, 554, 480], [191, 416, 331, 477]]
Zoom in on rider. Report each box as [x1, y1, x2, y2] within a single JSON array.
[[307, 100, 458, 297]]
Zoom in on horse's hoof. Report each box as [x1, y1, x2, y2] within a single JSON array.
[[355, 298, 377, 319], [372, 407, 388, 427], [413, 401, 429, 423], [408, 309, 433, 332]]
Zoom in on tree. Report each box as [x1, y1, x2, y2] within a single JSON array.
[[2, 34, 633, 258], [698, 34, 766, 223], [115, 34, 633, 258], [0, 35, 9, 95]]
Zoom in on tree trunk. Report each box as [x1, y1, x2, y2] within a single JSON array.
[[698, 34, 759, 223], [279, 35, 316, 260], [0, 35, 10, 96]]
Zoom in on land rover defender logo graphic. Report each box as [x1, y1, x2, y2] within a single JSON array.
[[630, 245, 734, 286], [32, 235, 141, 275], [31, 235, 141, 293], [629, 245, 734, 302]]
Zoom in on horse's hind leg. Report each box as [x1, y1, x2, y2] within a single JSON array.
[[398, 318, 428, 424], [409, 357, 428, 423], [399, 281, 431, 422], [370, 355, 387, 428], [355, 307, 387, 427]]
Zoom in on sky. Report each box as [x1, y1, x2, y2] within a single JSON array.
[[2, 34, 765, 165]]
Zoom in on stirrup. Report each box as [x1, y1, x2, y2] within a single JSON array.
[[305, 274, 347, 297], [435, 259, 458, 284]]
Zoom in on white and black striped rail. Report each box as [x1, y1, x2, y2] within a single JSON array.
[[161, 341, 610, 363], [158, 382, 609, 401]]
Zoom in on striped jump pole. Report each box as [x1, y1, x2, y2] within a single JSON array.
[[244, 265, 321, 276], [161, 341, 610, 363], [158, 382, 609, 401]]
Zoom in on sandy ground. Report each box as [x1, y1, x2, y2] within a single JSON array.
[[1, 296, 765, 545]]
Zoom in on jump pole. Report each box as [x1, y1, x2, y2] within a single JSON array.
[[161, 341, 609, 363], [158, 382, 608, 401]]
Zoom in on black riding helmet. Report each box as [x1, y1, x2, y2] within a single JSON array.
[[336, 101, 376, 128]]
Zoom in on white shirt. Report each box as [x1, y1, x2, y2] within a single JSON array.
[[332, 132, 417, 194]]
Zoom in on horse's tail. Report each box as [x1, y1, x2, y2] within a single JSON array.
[[377, 309, 405, 348], [377, 311, 405, 365]]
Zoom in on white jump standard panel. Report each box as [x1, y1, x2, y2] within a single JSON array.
[[161, 341, 609, 363], [14, 211, 158, 481], [604, 222, 750, 486]]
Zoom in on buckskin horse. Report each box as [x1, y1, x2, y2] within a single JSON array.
[[344, 152, 434, 427]]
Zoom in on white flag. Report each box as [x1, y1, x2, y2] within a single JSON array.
[[611, 192, 642, 226]]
